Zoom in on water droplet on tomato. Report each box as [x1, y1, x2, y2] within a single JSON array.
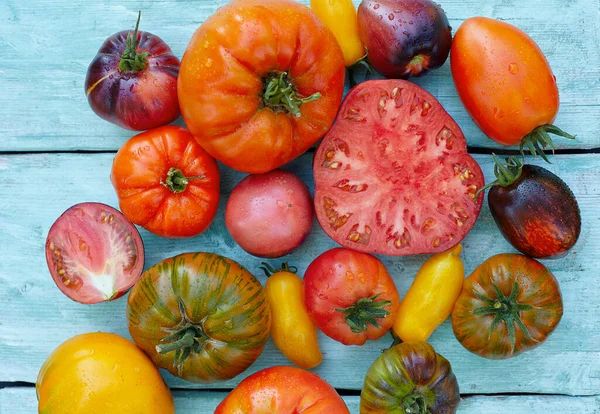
[[205, 58, 213, 68], [508, 63, 519, 74], [377, 15, 383, 21], [276, 200, 285, 207], [409, 20, 413, 24], [388, 13, 395, 20], [129, 84, 135, 93], [373, 3, 380, 9]]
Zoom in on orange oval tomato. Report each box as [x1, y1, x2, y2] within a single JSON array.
[[178, 0, 346, 174], [36, 332, 174, 414], [451, 17, 566, 148], [111, 126, 220, 238], [215, 366, 350, 413]]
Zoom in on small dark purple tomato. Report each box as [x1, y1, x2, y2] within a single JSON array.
[[357, 0, 452, 79], [85, 12, 180, 130]]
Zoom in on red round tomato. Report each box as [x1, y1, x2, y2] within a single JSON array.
[[215, 366, 349, 413], [451, 17, 573, 150], [304, 248, 400, 345], [111, 126, 220, 238], [85, 13, 180, 131], [225, 169, 314, 258], [313, 80, 484, 256], [178, 0, 346, 174], [45, 202, 144, 304]]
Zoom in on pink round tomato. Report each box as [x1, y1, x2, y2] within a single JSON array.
[[225, 170, 314, 258], [45, 202, 144, 304]]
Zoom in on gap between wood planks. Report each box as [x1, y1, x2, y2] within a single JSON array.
[[2, 381, 599, 399], [1, 147, 600, 156]]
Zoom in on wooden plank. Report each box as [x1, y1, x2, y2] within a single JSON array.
[[2, 387, 599, 413], [0, 152, 598, 395], [0, 0, 597, 152]]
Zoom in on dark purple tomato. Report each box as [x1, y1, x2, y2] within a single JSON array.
[[487, 159, 581, 259], [85, 12, 180, 130], [225, 170, 314, 258], [357, 0, 452, 79]]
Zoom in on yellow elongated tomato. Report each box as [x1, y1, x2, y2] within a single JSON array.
[[36, 332, 174, 414], [311, 0, 364, 66], [264, 264, 322, 369], [393, 244, 464, 342]]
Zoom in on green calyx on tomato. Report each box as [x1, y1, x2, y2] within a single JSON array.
[[335, 294, 392, 333], [260, 262, 298, 277], [476, 154, 523, 196], [401, 391, 432, 414], [155, 299, 208, 365], [119, 11, 150, 72], [520, 124, 576, 163], [473, 281, 534, 353], [262, 72, 321, 117], [162, 167, 205, 194]]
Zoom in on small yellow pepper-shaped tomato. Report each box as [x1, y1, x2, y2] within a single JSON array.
[[310, 0, 364, 66], [393, 245, 464, 342], [263, 263, 322, 369]]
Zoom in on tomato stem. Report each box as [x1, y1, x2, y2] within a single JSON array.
[[260, 262, 298, 277], [119, 11, 150, 72], [472, 281, 536, 353], [334, 294, 392, 334], [520, 124, 576, 164], [347, 48, 374, 88], [403, 392, 428, 414], [162, 167, 205, 193], [474, 154, 523, 197], [261, 72, 321, 117]]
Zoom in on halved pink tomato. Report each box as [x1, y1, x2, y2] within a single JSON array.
[[45, 202, 144, 304]]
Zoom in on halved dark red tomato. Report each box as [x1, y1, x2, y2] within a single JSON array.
[[313, 80, 484, 255], [45, 202, 144, 304]]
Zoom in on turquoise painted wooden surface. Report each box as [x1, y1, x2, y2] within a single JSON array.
[[0, 0, 598, 151], [1, 0, 599, 412], [2, 388, 600, 413]]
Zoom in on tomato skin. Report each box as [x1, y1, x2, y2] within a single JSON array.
[[488, 165, 581, 259], [313, 80, 484, 256], [37, 332, 174, 414], [451, 17, 559, 146], [225, 170, 314, 258], [266, 270, 322, 369], [178, 0, 346, 174], [45, 202, 144, 304], [452, 254, 563, 359], [85, 27, 180, 131], [358, 0, 452, 79], [393, 244, 464, 342], [361, 341, 460, 413], [111, 126, 220, 238], [304, 248, 400, 345], [215, 366, 350, 414], [127, 253, 271, 383], [310, 0, 365, 66]]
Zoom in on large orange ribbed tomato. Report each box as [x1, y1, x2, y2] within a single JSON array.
[[178, 0, 346, 174]]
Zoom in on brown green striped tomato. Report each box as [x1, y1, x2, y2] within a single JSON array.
[[361, 341, 460, 414], [126, 252, 271, 383]]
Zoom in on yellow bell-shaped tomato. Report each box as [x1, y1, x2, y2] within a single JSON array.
[[264, 264, 322, 369], [393, 245, 464, 342], [310, 0, 365, 66], [37, 332, 174, 414]]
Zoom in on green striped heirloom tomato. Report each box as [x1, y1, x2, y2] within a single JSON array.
[[127, 253, 271, 383], [361, 341, 460, 414]]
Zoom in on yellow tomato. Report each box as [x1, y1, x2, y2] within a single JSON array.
[[310, 0, 365, 66], [265, 266, 322, 369], [36, 332, 174, 414], [393, 245, 464, 342]]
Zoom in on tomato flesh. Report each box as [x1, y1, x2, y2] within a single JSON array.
[[314, 80, 484, 255], [45, 203, 144, 304]]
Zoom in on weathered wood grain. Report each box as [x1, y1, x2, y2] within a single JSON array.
[[0, 152, 598, 395], [2, 387, 599, 413], [0, 0, 598, 152]]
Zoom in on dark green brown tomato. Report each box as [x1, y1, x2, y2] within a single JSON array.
[[489, 164, 580, 259], [357, 0, 452, 79], [361, 341, 460, 413]]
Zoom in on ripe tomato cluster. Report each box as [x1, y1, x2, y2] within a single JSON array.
[[38, 1, 581, 413]]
